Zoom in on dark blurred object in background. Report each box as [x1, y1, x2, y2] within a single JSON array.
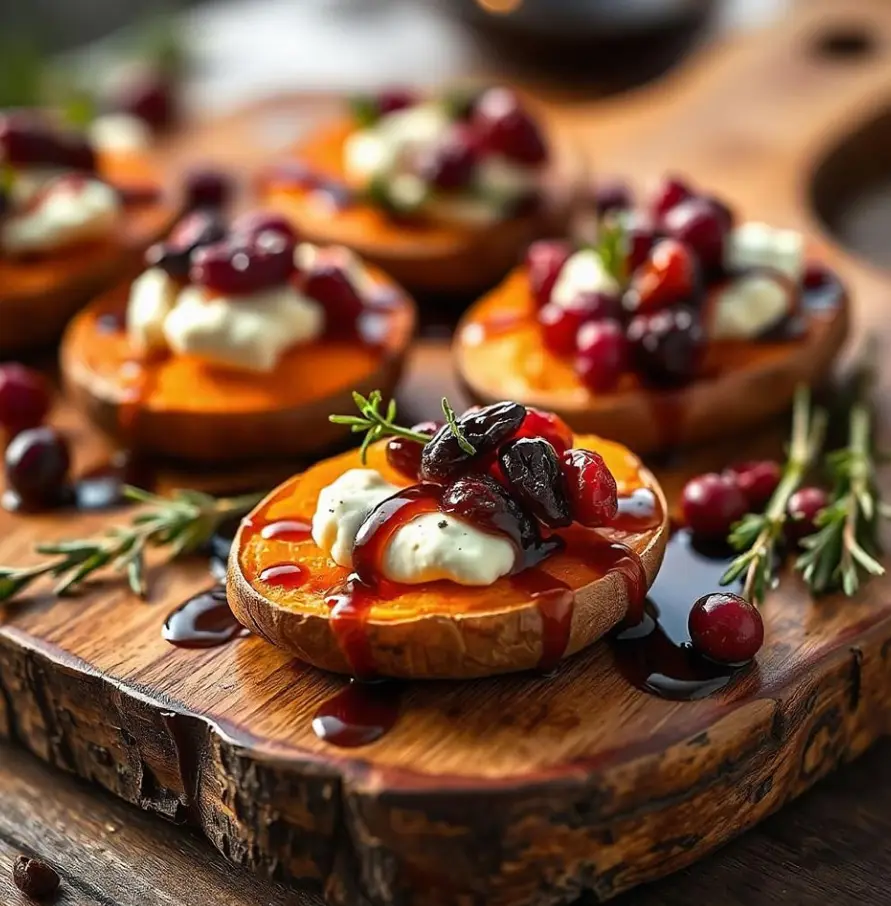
[[448, 0, 718, 88]]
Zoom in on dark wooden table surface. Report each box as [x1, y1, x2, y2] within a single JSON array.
[[3, 731, 889, 906]]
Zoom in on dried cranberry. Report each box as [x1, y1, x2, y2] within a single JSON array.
[[300, 264, 364, 328], [231, 211, 297, 242], [650, 175, 693, 222], [561, 448, 619, 527], [526, 239, 572, 308], [681, 472, 748, 537], [386, 420, 440, 480], [575, 320, 628, 393], [473, 88, 547, 165], [113, 68, 175, 131], [593, 179, 633, 216], [377, 87, 419, 116], [418, 124, 480, 190], [515, 407, 573, 455], [0, 364, 51, 437], [12, 855, 60, 899], [146, 209, 227, 278], [184, 167, 234, 210], [441, 473, 540, 555], [725, 460, 781, 510], [663, 197, 729, 272], [624, 238, 699, 315], [688, 592, 763, 664], [5, 427, 71, 508], [626, 306, 705, 388], [190, 229, 295, 295], [786, 486, 829, 542], [499, 437, 571, 528], [420, 401, 527, 483]]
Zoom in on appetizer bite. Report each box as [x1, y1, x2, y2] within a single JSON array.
[[455, 176, 849, 452], [259, 86, 561, 295], [61, 209, 416, 462], [0, 110, 177, 354], [228, 396, 669, 679]]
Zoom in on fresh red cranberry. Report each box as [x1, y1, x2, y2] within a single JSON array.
[[0, 113, 95, 171], [526, 239, 572, 308], [575, 320, 628, 393], [113, 68, 175, 131], [624, 238, 698, 315], [725, 460, 781, 510], [561, 448, 619, 527], [538, 293, 615, 358], [688, 592, 764, 664], [626, 217, 658, 273], [786, 486, 829, 542], [473, 88, 547, 165], [418, 124, 480, 190], [231, 211, 298, 242], [700, 194, 735, 230], [681, 472, 748, 537], [377, 87, 419, 116], [184, 167, 234, 210], [190, 229, 295, 295], [663, 198, 729, 272], [5, 427, 71, 507], [300, 264, 364, 327], [626, 306, 705, 388], [593, 179, 633, 216], [515, 407, 573, 455], [650, 175, 693, 222], [803, 262, 831, 290], [0, 364, 51, 437], [386, 420, 441, 479]]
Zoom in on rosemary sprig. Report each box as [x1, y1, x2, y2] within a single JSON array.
[[796, 402, 891, 596], [0, 486, 264, 604], [329, 390, 475, 462], [721, 386, 827, 604]]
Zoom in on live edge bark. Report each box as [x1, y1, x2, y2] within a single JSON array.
[[0, 625, 886, 906]]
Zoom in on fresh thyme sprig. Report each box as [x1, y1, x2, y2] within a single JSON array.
[[329, 390, 475, 462], [796, 402, 891, 596], [721, 386, 827, 604], [0, 486, 264, 604]]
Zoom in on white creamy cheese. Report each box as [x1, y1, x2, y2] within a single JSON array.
[[710, 273, 790, 340], [162, 284, 324, 372], [550, 248, 620, 308], [725, 222, 804, 283], [312, 469, 516, 587], [127, 267, 179, 353], [89, 113, 153, 153], [2, 176, 121, 255], [475, 155, 538, 199]]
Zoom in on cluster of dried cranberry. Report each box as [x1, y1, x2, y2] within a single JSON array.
[[358, 87, 548, 194], [385, 402, 618, 562], [527, 175, 745, 393], [146, 210, 369, 331], [0, 364, 72, 510]]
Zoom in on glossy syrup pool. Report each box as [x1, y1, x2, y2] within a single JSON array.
[[162, 586, 249, 649], [312, 680, 401, 747], [610, 529, 749, 700]]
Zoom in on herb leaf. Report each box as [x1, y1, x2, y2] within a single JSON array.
[[441, 398, 476, 455]]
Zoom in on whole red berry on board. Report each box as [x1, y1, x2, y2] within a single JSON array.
[[515, 407, 573, 455], [688, 592, 764, 664], [663, 197, 729, 272], [725, 460, 782, 510], [4, 427, 71, 508], [575, 320, 628, 393], [681, 472, 748, 537], [526, 240, 572, 308], [650, 175, 693, 223], [561, 448, 619, 527], [473, 88, 547, 165], [624, 238, 698, 315], [786, 486, 829, 542], [0, 364, 51, 437]]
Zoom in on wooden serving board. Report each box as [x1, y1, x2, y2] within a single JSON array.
[[5, 1, 891, 903]]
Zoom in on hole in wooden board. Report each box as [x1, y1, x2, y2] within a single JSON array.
[[810, 24, 878, 61], [811, 105, 891, 270]]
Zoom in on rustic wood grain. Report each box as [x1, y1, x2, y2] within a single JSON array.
[[2, 0, 891, 903]]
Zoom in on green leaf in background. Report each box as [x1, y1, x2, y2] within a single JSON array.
[[595, 216, 630, 286], [0, 39, 45, 108], [349, 95, 381, 129]]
